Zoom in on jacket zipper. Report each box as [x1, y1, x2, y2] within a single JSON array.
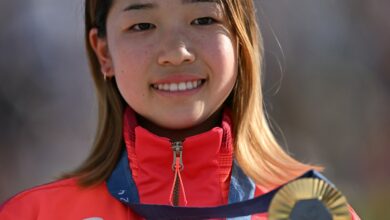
[[170, 140, 187, 206]]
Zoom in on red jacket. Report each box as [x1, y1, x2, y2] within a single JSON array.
[[0, 107, 360, 219]]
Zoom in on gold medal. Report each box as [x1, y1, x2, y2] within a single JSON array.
[[268, 178, 351, 220]]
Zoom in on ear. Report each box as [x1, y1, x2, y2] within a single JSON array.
[[89, 28, 115, 77]]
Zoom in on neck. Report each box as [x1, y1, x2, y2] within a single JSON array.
[[136, 109, 223, 141]]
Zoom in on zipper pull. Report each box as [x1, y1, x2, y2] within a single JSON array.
[[169, 141, 188, 206], [171, 141, 184, 171]]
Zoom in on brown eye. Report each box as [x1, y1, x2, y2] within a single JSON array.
[[130, 23, 156, 31], [192, 17, 216, 25]]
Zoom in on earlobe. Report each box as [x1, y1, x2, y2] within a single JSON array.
[[89, 28, 114, 77]]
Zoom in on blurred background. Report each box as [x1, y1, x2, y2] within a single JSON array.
[[0, 0, 389, 219]]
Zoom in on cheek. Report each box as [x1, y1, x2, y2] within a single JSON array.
[[110, 36, 156, 80], [109, 33, 154, 69], [219, 36, 237, 74], [204, 34, 238, 84], [111, 44, 152, 76], [203, 32, 235, 64], [109, 40, 155, 104]]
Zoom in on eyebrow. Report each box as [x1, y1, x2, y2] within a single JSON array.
[[123, 0, 219, 12], [123, 3, 155, 11]]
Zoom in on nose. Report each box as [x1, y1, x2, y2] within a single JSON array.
[[157, 33, 195, 66]]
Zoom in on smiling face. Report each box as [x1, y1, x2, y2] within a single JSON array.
[[90, 0, 238, 135]]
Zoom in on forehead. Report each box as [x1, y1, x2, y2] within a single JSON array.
[[111, 0, 221, 10], [117, 0, 220, 4]]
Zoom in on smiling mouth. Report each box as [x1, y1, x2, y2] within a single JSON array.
[[151, 80, 205, 92]]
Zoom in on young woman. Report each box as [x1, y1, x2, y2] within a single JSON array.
[[0, 0, 360, 219]]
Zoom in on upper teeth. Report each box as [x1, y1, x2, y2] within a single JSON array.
[[153, 80, 202, 92]]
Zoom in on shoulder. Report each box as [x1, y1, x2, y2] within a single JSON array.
[[1, 178, 79, 208], [1, 178, 97, 206], [0, 178, 116, 219]]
